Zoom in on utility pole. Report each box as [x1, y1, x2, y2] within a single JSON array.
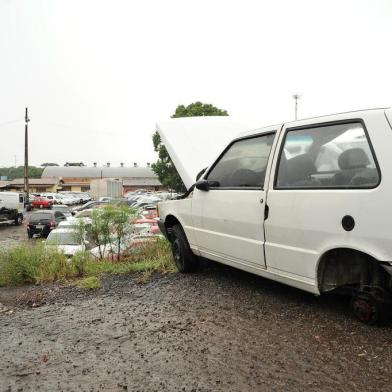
[[292, 93, 301, 120], [24, 107, 30, 203]]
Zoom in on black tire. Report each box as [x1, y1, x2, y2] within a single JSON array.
[[170, 224, 199, 273], [351, 292, 383, 325], [14, 215, 22, 225]]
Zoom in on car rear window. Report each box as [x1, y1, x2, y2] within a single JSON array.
[[30, 212, 52, 221]]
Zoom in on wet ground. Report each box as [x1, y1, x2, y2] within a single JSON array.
[[1, 263, 392, 392], [0, 215, 28, 250]]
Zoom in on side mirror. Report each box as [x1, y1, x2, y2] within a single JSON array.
[[195, 180, 219, 191]]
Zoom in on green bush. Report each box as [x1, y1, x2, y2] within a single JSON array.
[[71, 251, 90, 277], [0, 237, 175, 287], [36, 249, 74, 283], [0, 243, 44, 286], [0, 244, 87, 287]]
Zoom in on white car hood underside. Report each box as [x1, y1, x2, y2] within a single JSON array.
[[156, 117, 251, 189]]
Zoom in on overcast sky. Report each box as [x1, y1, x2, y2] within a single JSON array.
[[0, 0, 391, 167]]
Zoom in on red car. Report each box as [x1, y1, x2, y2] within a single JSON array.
[[31, 197, 53, 209]]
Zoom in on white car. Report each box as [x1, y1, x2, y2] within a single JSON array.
[[57, 194, 77, 206], [157, 110, 392, 324], [45, 228, 88, 257], [58, 216, 92, 228], [41, 193, 63, 205]]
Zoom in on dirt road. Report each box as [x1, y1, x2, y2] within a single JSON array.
[[1, 263, 392, 391]]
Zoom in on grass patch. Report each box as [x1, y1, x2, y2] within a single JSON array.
[[0, 238, 175, 287], [78, 276, 101, 290]]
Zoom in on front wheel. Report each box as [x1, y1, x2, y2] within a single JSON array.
[[170, 224, 199, 273], [351, 292, 383, 325]]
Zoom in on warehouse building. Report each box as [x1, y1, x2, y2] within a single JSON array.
[[41, 164, 163, 192]]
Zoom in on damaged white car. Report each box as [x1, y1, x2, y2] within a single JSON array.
[[157, 110, 392, 324]]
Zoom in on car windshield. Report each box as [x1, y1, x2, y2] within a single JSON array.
[[47, 232, 80, 245]]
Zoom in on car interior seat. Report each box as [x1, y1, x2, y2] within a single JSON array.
[[285, 154, 318, 187], [334, 148, 377, 186]]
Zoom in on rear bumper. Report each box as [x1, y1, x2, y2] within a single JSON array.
[[27, 226, 52, 237], [158, 219, 169, 240]]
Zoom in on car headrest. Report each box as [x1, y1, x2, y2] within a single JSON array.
[[286, 154, 316, 184], [338, 148, 369, 170]]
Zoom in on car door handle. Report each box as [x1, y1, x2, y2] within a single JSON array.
[[264, 204, 269, 220]]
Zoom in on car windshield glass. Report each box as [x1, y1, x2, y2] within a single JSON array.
[[30, 213, 52, 221], [47, 232, 80, 245]]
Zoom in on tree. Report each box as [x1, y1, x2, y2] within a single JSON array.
[[0, 166, 43, 180], [41, 163, 59, 167], [151, 102, 228, 191]]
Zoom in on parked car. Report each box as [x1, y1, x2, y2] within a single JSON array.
[[90, 234, 157, 260], [41, 193, 63, 205], [58, 216, 92, 228], [0, 192, 25, 225], [72, 200, 109, 213], [31, 196, 53, 209], [140, 206, 158, 219], [157, 111, 392, 324], [27, 210, 67, 238], [52, 204, 73, 218], [45, 228, 89, 257], [133, 218, 160, 235]]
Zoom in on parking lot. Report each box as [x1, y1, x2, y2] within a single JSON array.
[[1, 192, 392, 391]]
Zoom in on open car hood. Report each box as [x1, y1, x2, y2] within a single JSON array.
[[156, 117, 251, 189]]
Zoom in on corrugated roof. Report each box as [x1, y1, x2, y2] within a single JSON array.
[[42, 166, 156, 179], [10, 178, 60, 185], [122, 178, 162, 186]]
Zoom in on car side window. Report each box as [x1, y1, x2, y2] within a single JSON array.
[[275, 122, 380, 189], [206, 133, 275, 188]]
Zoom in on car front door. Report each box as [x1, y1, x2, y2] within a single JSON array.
[[191, 128, 278, 269]]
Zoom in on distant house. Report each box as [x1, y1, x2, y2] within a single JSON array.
[[0, 178, 61, 193], [41, 165, 164, 192]]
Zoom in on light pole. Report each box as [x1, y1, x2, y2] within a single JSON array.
[[24, 108, 30, 203], [292, 94, 301, 120]]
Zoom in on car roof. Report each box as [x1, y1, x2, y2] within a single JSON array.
[[49, 228, 77, 234]]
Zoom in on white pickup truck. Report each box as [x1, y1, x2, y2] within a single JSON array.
[[157, 108, 392, 324]]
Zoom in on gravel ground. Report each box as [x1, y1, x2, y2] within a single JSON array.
[[1, 263, 392, 392]]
